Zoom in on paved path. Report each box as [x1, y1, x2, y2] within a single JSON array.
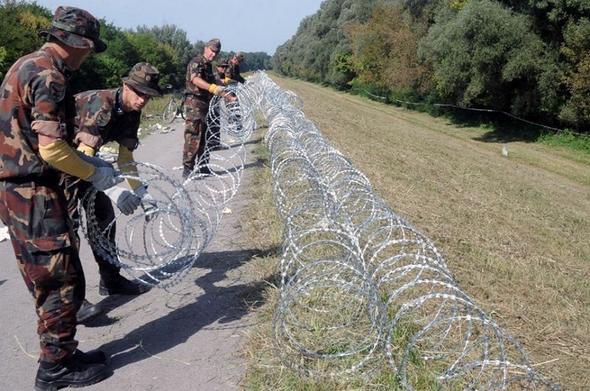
[[0, 120, 263, 390]]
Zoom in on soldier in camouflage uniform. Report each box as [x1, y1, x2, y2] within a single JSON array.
[[221, 52, 245, 134], [209, 58, 230, 150], [0, 6, 118, 390], [68, 63, 162, 324], [215, 58, 229, 82], [183, 38, 235, 178], [223, 51, 246, 85]]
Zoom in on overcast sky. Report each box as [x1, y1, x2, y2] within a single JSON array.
[[34, 0, 325, 54]]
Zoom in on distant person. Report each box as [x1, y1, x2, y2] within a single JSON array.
[[183, 38, 235, 179], [224, 51, 246, 84], [67, 63, 163, 324], [0, 6, 116, 390], [215, 58, 229, 82], [209, 58, 230, 151]]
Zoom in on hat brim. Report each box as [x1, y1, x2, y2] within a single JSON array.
[[123, 78, 162, 97], [40, 27, 107, 53]]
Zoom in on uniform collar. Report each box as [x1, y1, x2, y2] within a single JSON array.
[[114, 87, 124, 116], [40, 43, 72, 79]]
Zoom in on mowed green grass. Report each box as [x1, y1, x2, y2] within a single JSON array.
[[241, 74, 590, 390]]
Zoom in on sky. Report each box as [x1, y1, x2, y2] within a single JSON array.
[[34, 0, 325, 54]]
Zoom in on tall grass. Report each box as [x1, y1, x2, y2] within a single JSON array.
[[538, 130, 590, 154]]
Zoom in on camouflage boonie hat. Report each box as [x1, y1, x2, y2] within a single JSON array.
[[235, 51, 245, 62], [217, 58, 229, 68], [39, 6, 107, 53], [122, 62, 162, 97], [206, 38, 221, 53]]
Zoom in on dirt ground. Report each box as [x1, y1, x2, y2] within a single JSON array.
[[0, 119, 264, 390], [269, 75, 590, 390]]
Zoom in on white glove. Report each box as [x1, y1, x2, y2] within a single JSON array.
[[87, 166, 123, 191], [104, 186, 141, 215], [141, 193, 158, 221], [134, 186, 158, 221]]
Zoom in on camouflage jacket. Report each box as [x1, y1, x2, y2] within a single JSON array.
[[0, 44, 75, 180], [225, 63, 245, 84], [185, 54, 215, 101], [74, 88, 140, 151]]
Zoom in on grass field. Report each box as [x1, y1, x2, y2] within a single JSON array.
[[241, 74, 590, 390]]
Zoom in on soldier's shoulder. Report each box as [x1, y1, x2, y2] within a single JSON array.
[[75, 89, 115, 127], [77, 89, 117, 108], [11, 50, 63, 84]]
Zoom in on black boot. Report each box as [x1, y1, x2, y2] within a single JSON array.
[[76, 300, 103, 324], [72, 349, 110, 365], [34, 355, 111, 391], [182, 167, 192, 180], [99, 274, 150, 296], [198, 165, 213, 176]]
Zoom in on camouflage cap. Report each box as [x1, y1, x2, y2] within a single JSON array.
[[234, 51, 245, 62], [122, 62, 162, 97], [206, 38, 221, 53], [39, 6, 107, 53], [217, 58, 229, 68]]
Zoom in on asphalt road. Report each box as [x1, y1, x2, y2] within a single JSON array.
[[0, 119, 262, 390]]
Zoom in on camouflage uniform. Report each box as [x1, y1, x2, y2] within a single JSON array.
[[183, 41, 220, 174], [209, 59, 229, 150], [225, 52, 245, 84], [64, 87, 141, 279], [0, 46, 83, 364], [0, 6, 107, 367]]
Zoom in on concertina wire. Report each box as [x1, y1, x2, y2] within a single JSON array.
[[79, 71, 558, 390]]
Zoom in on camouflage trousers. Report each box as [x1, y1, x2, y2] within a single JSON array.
[[63, 176, 120, 279], [183, 96, 211, 171], [0, 175, 84, 364]]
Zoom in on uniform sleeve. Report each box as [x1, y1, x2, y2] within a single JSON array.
[[115, 114, 140, 152], [224, 66, 232, 80], [73, 95, 107, 149], [28, 68, 68, 140], [190, 57, 206, 81]]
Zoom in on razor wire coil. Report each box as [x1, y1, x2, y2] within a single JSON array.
[[80, 71, 559, 389]]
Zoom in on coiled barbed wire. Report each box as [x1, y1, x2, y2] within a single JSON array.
[[246, 72, 558, 389], [80, 71, 558, 389], [80, 83, 255, 288]]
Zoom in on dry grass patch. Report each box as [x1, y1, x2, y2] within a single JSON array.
[[241, 74, 589, 389]]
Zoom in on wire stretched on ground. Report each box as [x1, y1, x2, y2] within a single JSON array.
[[81, 72, 559, 389]]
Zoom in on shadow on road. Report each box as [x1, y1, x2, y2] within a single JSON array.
[[97, 247, 276, 370]]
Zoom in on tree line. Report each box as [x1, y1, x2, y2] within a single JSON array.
[[0, 1, 272, 93], [273, 0, 590, 131]]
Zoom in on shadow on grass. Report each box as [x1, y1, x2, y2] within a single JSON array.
[[434, 107, 543, 144], [97, 246, 278, 370]]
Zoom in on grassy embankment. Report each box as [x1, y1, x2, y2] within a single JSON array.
[[239, 74, 589, 390]]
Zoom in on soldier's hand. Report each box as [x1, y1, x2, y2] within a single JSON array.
[[88, 166, 123, 191], [134, 186, 158, 221], [104, 186, 141, 215], [141, 193, 158, 222]]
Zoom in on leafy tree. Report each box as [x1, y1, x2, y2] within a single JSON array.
[[127, 32, 178, 86], [347, 3, 430, 94], [560, 17, 590, 125], [419, 0, 545, 116], [273, 0, 384, 88], [0, 1, 50, 77]]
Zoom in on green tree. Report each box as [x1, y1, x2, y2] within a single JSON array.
[[420, 0, 545, 115], [127, 32, 178, 86], [0, 1, 51, 78], [347, 3, 430, 94]]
